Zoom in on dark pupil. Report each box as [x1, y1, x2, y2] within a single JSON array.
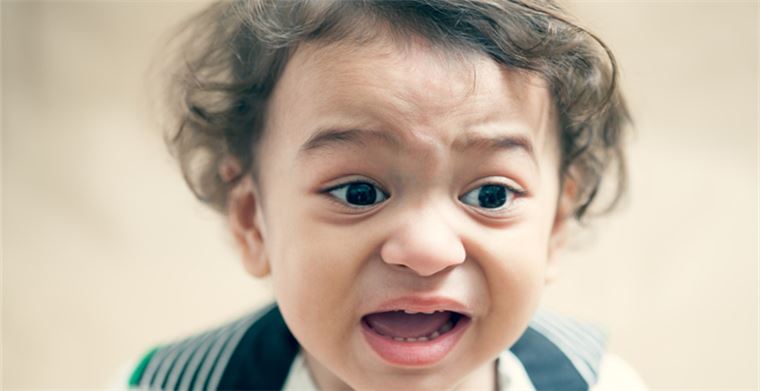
[[478, 185, 507, 208], [346, 183, 377, 205]]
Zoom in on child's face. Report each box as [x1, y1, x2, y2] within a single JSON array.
[[232, 36, 568, 390]]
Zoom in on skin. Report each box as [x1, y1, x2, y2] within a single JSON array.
[[227, 34, 573, 390]]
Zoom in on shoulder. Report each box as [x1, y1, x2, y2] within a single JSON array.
[[503, 310, 643, 390], [503, 310, 646, 391], [123, 303, 299, 391], [507, 309, 607, 390], [592, 353, 648, 391]]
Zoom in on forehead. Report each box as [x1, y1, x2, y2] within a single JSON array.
[[264, 35, 558, 163]]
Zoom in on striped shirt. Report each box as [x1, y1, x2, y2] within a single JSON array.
[[121, 304, 646, 390]]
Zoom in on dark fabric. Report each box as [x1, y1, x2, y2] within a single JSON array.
[[510, 327, 589, 391], [218, 306, 590, 390], [132, 305, 593, 390], [216, 306, 300, 390]]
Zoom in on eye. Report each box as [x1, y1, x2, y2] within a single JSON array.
[[460, 184, 515, 210], [327, 181, 388, 208]]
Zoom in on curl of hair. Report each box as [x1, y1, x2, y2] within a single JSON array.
[[159, 0, 631, 221]]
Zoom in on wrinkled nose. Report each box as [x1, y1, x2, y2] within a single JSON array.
[[380, 206, 466, 277]]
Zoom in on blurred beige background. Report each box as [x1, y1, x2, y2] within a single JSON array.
[[2, 1, 757, 389]]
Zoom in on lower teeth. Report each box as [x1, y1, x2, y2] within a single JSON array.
[[372, 319, 456, 342]]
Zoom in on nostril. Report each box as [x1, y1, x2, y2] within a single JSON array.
[[379, 218, 466, 276], [388, 261, 461, 278]]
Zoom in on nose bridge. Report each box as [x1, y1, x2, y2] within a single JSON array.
[[380, 199, 467, 277]]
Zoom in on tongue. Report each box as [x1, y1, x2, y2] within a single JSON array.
[[364, 311, 452, 338]]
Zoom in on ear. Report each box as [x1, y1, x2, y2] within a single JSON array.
[[226, 170, 270, 278], [546, 177, 577, 284]]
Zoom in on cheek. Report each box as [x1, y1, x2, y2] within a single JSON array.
[[482, 259, 545, 354], [486, 231, 547, 308], [266, 204, 372, 345], [470, 215, 554, 342]]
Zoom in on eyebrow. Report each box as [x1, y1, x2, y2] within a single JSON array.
[[453, 133, 536, 164], [299, 127, 400, 154], [298, 127, 536, 164]]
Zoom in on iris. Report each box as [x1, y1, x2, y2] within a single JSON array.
[[346, 183, 378, 205], [477, 185, 507, 208]]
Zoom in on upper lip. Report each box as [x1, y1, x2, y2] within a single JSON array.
[[363, 296, 473, 318]]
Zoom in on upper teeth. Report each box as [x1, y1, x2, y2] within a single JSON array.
[[402, 309, 438, 314]]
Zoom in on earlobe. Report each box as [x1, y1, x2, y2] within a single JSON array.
[[227, 173, 270, 278], [546, 177, 577, 284]]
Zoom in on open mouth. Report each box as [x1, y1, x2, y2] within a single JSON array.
[[362, 310, 466, 342], [360, 309, 471, 366]]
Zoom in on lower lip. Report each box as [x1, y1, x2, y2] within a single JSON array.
[[360, 315, 471, 367]]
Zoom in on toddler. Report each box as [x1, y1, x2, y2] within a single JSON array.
[[125, 1, 645, 389]]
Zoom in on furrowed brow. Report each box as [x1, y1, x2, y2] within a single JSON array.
[[298, 127, 399, 157]]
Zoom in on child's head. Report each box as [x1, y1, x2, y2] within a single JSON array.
[[161, 1, 629, 389]]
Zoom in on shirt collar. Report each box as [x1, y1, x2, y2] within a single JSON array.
[[281, 350, 537, 391]]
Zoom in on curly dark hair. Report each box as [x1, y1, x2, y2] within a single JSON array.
[[158, 0, 630, 220]]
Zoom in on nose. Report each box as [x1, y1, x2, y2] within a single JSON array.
[[380, 205, 466, 277]]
